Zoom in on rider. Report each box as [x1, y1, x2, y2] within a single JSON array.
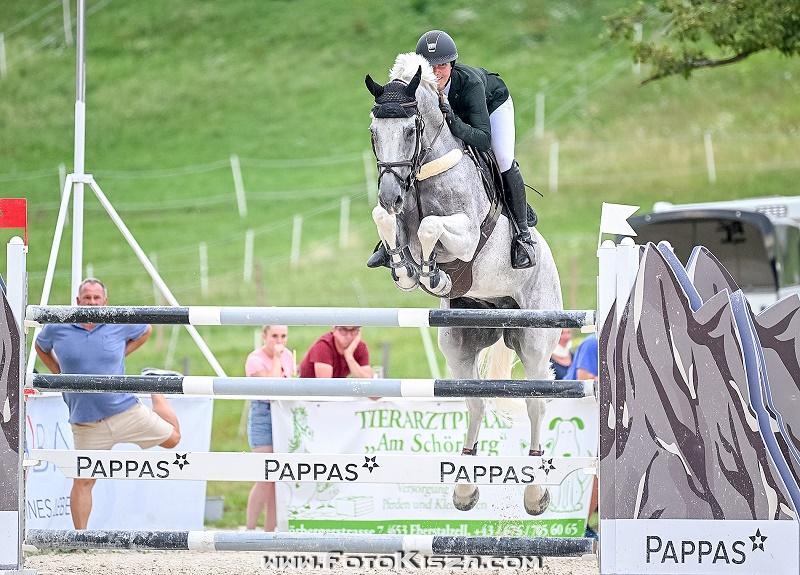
[[368, 29, 537, 270]]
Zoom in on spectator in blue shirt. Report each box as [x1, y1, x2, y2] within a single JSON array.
[[564, 333, 598, 382], [35, 278, 181, 529], [563, 333, 599, 539]]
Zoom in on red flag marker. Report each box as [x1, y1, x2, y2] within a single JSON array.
[[0, 198, 28, 244]]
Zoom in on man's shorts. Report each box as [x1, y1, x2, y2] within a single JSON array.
[[71, 402, 174, 450], [247, 400, 273, 449]]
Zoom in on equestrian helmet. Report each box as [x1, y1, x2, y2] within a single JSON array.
[[415, 30, 458, 66]]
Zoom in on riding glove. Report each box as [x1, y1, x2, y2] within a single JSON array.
[[439, 100, 454, 123]]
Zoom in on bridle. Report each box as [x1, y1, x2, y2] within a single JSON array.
[[370, 81, 446, 211]]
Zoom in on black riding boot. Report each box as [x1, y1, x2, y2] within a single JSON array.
[[502, 161, 537, 269], [367, 242, 390, 268]]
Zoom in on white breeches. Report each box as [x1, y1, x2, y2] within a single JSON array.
[[490, 96, 515, 172]]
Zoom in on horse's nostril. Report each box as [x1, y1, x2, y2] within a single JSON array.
[[394, 196, 403, 210]]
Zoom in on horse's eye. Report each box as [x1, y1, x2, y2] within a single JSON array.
[[404, 126, 414, 137]]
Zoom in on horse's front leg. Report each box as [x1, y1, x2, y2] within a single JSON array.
[[417, 213, 477, 296], [372, 205, 419, 291]]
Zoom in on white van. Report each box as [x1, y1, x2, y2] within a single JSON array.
[[629, 196, 800, 311]]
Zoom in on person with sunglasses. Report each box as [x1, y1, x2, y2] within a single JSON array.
[[298, 326, 373, 379]]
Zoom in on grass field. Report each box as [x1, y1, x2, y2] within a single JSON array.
[[2, 0, 798, 527]]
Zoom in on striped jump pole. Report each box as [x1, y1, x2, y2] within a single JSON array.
[[25, 529, 596, 557], [29, 373, 597, 399], [29, 449, 596, 485], [25, 305, 596, 329]]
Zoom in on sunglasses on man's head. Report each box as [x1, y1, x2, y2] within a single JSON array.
[[335, 326, 361, 334]]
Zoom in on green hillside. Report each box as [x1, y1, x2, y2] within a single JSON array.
[[2, 0, 799, 526]]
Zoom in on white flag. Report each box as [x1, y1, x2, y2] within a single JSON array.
[[600, 203, 639, 236]]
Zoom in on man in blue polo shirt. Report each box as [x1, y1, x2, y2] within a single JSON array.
[[564, 333, 599, 540], [35, 278, 181, 529], [564, 333, 598, 382]]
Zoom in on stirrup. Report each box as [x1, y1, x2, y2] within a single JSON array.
[[511, 234, 536, 269]]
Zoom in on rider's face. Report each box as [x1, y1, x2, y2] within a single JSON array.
[[432, 62, 452, 91]]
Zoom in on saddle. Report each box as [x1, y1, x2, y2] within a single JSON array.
[[419, 146, 503, 299]]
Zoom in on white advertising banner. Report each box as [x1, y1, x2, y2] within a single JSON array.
[[25, 394, 212, 530], [272, 397, 597, 537], [602, 519, 799, 575]]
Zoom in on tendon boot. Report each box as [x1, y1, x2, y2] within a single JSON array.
[[366, 242, 390, 269], [502, 160, 537, 269]]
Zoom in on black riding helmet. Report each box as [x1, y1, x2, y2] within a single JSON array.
[[415, 30, 458, 66]]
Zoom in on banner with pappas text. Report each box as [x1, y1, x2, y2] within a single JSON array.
[[272, 397, 597, 537]]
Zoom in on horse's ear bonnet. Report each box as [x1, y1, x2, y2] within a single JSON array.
[[367, 67, 422, 119]]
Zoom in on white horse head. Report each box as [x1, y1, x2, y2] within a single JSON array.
[[365, 53, 443, 215]]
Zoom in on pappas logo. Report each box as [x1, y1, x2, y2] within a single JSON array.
[[76, 453, 190, 479], [439, 461, 540, 484], [77, 456, 171, 479], [264, 459, 367, 482], [646, 531, 768, 566]]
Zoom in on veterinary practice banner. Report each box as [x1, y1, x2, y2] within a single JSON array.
[[25, 394, 212, 530], [273, 397, 597, 537]]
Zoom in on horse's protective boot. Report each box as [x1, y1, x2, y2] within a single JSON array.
[[367, 242, 391, 269], [502, 161, 537, 269]]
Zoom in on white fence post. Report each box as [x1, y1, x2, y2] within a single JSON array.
[[243, 229, 254, 283], [164, 325, 180, 370], [534, 92, 545, 139], [549, 140, 560, 194], [290, 215, 302, 268], [419, 327, 441, 379], [363, 149, 377, 206], [704, 132, 717, 184], [150, 252, 160, 304], [230, 154, 247, 219], [62, 0, 74, 47], [58, 162, 68, 223], [199, 242, 209, 297], [4, 237, 25, 572], [632, 23, 643, 75], [85, 262, 93, 279], [0, 33, 7, 79], [339, 196, 350, 248]]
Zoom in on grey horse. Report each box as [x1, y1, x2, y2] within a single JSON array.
[[366, 53, 562, 515]]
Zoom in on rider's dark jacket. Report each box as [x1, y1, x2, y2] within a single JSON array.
[[446, 63, 510, 152]]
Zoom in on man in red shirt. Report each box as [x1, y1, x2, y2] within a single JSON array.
[[299, 326, 372, 378]]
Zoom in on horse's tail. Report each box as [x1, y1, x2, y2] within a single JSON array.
[[481, 340, 526, 418]]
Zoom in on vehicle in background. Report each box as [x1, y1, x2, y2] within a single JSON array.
[[629, 196, 800, 312]]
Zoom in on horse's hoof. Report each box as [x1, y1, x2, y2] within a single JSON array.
[[391, 266, 419, 291], [453, 484, 480, 511], [523, 485, 550, 516]]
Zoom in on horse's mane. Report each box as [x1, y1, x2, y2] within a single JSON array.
[[389, 53, 438, 94]]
